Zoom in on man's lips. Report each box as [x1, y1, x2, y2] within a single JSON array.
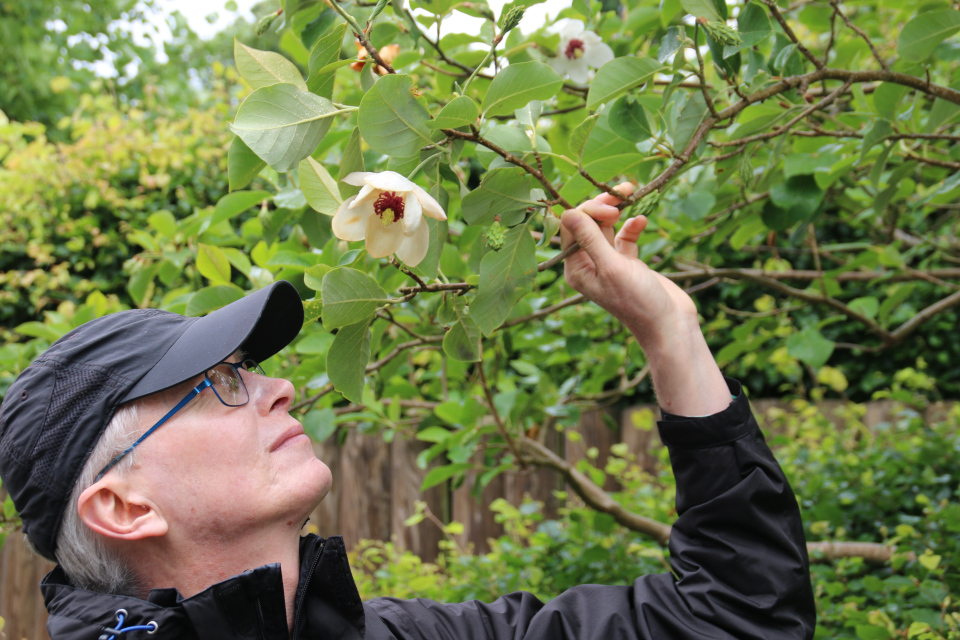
[[271, 424, 307, 451]]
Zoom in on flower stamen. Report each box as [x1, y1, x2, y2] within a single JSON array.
[[374, 191, 405, 226], [564, 38, 586, 60]]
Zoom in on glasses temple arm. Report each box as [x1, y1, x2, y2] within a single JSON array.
[[94, 379, 213, 483]]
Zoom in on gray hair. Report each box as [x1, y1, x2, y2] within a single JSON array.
[[49, 402, 146, 595]]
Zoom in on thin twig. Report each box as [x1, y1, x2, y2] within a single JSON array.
[[763, 0, 825, 69], [828, 0, 888, 70]]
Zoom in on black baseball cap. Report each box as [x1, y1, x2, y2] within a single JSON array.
[[0, 281, 304, 561]]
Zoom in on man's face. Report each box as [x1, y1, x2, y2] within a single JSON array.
[[125, 361, 332, 543]]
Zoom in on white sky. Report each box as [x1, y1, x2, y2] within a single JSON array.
[[149, 0, 569, 43]]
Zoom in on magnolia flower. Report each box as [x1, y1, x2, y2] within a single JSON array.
[[350, 42, 400, 76], [332, 171, 446, 266], [547, 20, 614, 84]]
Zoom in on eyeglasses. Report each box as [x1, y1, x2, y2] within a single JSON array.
[[95, 359, 264, 482]]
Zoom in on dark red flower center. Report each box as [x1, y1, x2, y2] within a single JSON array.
[[374, 191, 405, 225], [565, 38, 586, 60]]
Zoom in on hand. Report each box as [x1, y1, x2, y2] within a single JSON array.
[[559, 183, 698, 349], [560, 183, 731, 416]]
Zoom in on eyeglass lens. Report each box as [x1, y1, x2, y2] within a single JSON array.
[[206, 360, 263, 407]]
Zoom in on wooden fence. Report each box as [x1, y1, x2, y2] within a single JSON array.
[[1, 398, 956, 639]]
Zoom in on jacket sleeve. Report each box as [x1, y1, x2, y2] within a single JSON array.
[[363, 378, 816, 640]]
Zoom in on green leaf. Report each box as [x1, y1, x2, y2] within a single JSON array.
[[228, 136, 267, 192], [421, 462, 472, 491], [299, 157, 342, 216], [475, 125, 552, 168], [849, 296, 879, 320], [358, 74, 433, 159], [471, 225, 537, 336], [234, 39, 308, 91], [148, 210, 178, 238], [569, 114, 599, 162], [658, 26, 685, 63], [786, 326, 834, 369], [680, 0, 722, 22], [426, 95, 480, 129], [608, 95, 652, 141], [672, 91, 708, 152], [860, 120, 893, 162], [587, 57, 664, 109], [339, 128, 365, 198], [196, 244, 232, 283], [327, 318, 373, 402], [416, 426, 451, 443], [872, 83, 909, 121], [898, 9, 960, 62], [321, 267, 388, 329], [724, 2, 771, 57], [461, 168, 537, 226], [307, 22, 348, 97], [230, 84, 340, 172], [481, 61, 563, 116], [854, 625, 893, 640], [304, 263, 334, 291], [767, 175, 824, 226], [210, 190, 270, 227], [186, 284, 245, 317], [303, 299, 323, 323], [14, 321, 65, 342], [302, 407, 338, 442], [442, 298, 482, 362]]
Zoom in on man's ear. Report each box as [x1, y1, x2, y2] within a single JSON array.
[[77, 479, 168, 541]]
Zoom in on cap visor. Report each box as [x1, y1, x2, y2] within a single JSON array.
[[122, 281, 303, 402]]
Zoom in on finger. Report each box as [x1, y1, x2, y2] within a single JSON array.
[[594, 182, 636, 207], [561, 210, 619, 269], [614, 216, 648, 260], [560, 211, 575, 250], [576, 200, 621, 226]]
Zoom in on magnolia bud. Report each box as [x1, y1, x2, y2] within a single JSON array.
[[255, 10, 281, 36], [634, 191, 661, 217], [702, 20, 742, 47], [485, 220, 505, 251], [499, 5, 525, 33]]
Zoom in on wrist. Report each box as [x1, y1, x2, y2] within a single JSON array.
[[627, 309, 703, 358]]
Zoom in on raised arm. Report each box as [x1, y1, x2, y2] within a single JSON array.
[[363, 187, 816, 640]]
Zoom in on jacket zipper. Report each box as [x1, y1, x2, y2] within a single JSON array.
[[255, 598, 267, 640], [291, 538, 324, 640]]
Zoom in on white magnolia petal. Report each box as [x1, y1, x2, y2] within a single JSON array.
[[350, 184, 379, 208], [566, 59, 590, 84], [364, 214, 406, 258], [548, 55, 568, 75], [559, 19, 585, 38], [583, 42, 614, 68], [395, 216, 430, 267], [364, 170, 416, 193], [412, 186, 447, 220], [343, 172, 372, 187], [580, 31, 603, 46], [402, 193, 423, 236], [332, 196, 373, 241]]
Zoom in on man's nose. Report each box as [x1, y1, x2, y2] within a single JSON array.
[[250, 373, 295, 416]]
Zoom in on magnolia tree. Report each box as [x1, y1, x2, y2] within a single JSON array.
[[127, 0, 960, 559]]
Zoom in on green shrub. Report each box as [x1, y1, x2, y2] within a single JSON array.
[[352, 400, 960, 639]]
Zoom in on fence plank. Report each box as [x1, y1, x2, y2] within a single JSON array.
[[0, 532, 53, 640]]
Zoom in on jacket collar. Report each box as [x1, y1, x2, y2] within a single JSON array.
[[41, 535, 365, 640]]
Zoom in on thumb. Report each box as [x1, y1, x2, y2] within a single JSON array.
[[561, 210, 617, 268]]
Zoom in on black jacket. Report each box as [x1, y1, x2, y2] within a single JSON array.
[[42, 381, 816, 639]]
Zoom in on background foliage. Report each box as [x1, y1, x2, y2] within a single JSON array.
[[3, 0, 960, 637]]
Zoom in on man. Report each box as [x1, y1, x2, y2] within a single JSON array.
[[0, 186, 816, 639]]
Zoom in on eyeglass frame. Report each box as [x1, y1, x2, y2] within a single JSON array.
[[94, 359, 264, 483]]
